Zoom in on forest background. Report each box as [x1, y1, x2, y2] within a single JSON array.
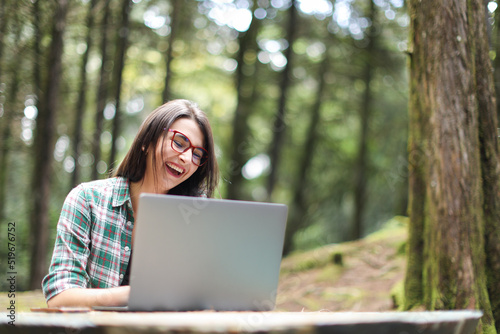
[[0, 0, 494, 294]]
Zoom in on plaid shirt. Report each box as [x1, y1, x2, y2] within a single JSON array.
[[42, 177, 134, 302]]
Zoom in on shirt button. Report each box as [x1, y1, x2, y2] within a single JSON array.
[[127, 221, 132, 227], [124, 246, 130, 252], [119, 274, 124, 279]]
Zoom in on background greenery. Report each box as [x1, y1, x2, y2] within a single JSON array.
[[1, 0, 415, 291]]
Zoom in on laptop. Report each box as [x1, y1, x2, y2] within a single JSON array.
[[97, 193, 288, 312]]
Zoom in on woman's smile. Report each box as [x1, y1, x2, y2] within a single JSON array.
[[165, 161, 185, 178]]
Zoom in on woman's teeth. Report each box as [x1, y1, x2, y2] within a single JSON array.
[[167, 162, 183, 174]]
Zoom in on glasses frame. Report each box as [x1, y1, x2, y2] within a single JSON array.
[[167, 129, 208, 166]]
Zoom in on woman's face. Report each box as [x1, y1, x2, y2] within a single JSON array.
[[145, 118, 205, 193]]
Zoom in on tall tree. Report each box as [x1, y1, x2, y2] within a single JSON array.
[[70, 0, 98, 188], [32, 0, 42, 101], [226, 6, 261, 200], [403, 0, 500, 333], [0, 1, 20, 221], [29, 0, 69, 290], [91, 0, 112, 180], [350, 0, 378, 241], [108, 0, 132, 171], [0, 0, 7, 81], [162, 0, 181, 102], [494, 5, 500, 123], [266, 0, 298, 200], [283, 53, 329, 255]]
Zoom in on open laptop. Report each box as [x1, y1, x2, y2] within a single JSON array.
[[96, 193, 288, 312]]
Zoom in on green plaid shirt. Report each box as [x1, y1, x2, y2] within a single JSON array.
[[42, 177, 134, 302]]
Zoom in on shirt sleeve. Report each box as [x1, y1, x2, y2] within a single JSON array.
[[41, 185, 92, 302]]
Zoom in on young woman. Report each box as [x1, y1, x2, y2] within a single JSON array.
[[42, 99, 219, 307]]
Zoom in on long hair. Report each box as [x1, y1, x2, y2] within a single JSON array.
[[113, 99, 219, 197]]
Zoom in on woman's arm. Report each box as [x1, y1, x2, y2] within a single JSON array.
[[47, 286, 130, 308]]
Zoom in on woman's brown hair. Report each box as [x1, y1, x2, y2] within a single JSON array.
[[113, 99, 219, 197]]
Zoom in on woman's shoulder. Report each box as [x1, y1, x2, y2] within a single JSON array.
[[70, 177, 128, 200]]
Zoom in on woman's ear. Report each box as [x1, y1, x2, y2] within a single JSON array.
[[142, 145, 147, 155]]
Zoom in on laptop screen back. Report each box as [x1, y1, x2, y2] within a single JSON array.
[[128, 194, 288, 311]]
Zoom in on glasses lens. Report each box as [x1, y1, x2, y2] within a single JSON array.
[[192, 148, 207, 166], [171, 132, 189, 153]]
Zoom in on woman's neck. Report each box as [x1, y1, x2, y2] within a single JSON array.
[[129, 178, 158, 215]]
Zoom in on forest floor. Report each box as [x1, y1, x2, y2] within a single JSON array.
[[275, 216, 408, 312], [3, 216, 408, 312]]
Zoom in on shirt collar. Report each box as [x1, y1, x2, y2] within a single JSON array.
[[112, 177, 131, 208]]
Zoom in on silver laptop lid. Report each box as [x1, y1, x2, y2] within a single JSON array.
[[128, 194, 288, 311]]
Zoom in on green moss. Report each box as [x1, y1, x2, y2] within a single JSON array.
[[390, 279, 405, 310], [316, 264, 344, 283]]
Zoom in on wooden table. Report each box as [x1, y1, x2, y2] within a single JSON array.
[[0, 310, 482, 334]]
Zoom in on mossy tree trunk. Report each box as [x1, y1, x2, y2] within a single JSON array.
[[404, 0, 500, 333]]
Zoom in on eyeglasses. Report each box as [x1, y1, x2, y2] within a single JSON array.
[[167, 129, 208, 166]]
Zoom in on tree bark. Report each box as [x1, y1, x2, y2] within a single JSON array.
[[474, 1, 500, 329], [108, 0, 132, 171], [266, 0, 298, 200], [494, 3, 500, 123], [29, 0, 69, 290], [70, 0, 98, 188], [350, 0, 377, 241], [226, 6, 261, 201], [91, 0, 112, 180], [404, 0, 500, 332]]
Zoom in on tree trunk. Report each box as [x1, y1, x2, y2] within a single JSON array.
[[282, 54, 328, 255], [0, 1, 20, 221], [32, 0, 42, 101], [91, 0, 112, 180], [29, 0, 69, 290], [108, 0, 132, 171], [0, 0, 7, 81], [266, 0, 298, 200], [70, 0, 97, 188], [226, 6, 261, 201], [495, 2, 500, 123], [475, 2, 500, 329], [350, 0, 377, 241], [404, 0, 500, 333], [162, 0, 180, 103]]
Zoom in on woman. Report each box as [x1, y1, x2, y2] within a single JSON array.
[[42, 99, 219, 307]]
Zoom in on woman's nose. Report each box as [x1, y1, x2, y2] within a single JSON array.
[[179, 149, 192, 163]]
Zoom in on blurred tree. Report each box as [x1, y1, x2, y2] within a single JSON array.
[[0, 0, 6, 81], [266, 0, 298, 200], [32, 0, 42, 102], [91, 0, 112, 180], [108, 0, 133, 172], [226, 3, 262, 200], [162, 0, 180, 102], [350, 0, 378, 241], [404, 0, 500, 332], [70, 0, 98, 188], [284, 48, 329, 255], [29, 0, 69, 290], [495, 3, 500, 123], [0, 0, 20, 222]]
